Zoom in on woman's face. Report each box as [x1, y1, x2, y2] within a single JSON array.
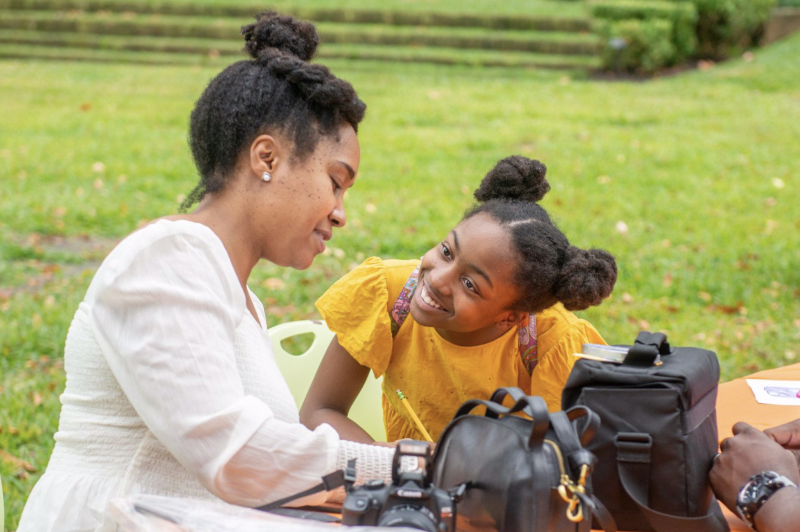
[[410, 213, 522, 335], [260, 124, 360, 270]]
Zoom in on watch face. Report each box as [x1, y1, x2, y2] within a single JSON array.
[[736, 471, 798, 528]]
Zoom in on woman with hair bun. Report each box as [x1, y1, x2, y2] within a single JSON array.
[[18, 12, 395, 532], [303, 156, 618, 443]]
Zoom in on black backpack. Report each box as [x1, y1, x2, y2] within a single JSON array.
[[433, 388, 616, 532], [561, 331, 729, 532]]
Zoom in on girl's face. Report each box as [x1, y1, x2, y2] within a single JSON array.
[[410, 213, 523, 339], [259, 124, 360, 270]]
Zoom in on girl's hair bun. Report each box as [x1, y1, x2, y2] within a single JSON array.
[[554, 247, 617, 311], [474, 156, 550, 203], [242, 11, 319, 61]]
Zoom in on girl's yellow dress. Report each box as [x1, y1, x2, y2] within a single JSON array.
[[316, 257, 607, 442]]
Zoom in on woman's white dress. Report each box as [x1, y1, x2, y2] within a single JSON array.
[[18, 220, 392, 532]]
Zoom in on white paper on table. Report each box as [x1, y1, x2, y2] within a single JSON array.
[[746, 379, 800, 406]]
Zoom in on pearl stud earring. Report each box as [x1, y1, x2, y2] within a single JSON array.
[[261, 172, 272, 182]]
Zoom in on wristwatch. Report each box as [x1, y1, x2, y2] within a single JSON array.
[[736, 471, 797, 529]]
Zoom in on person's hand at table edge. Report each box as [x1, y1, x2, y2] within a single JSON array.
[[711, 421, 800, 532], [765, 418, 800, 470]]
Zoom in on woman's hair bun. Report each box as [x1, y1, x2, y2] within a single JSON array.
[[554, 247, 617, 311], [242, 11, 319, 61], [473, 156, 550, 203]]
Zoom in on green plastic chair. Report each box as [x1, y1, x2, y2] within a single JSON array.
[[270, 320, 386, 441]]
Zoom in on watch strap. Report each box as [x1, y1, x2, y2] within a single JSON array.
[[736, 471, 797, 529]]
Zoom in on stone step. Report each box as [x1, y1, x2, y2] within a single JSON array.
[[0, 29, 602, 69], [0, 10, 601, 56], [0, 0, 592, 32]]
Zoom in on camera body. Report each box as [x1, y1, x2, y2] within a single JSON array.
[[342, 441, 456, 532]]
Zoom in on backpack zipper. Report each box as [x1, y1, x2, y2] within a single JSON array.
[[545, 438, 587, 523]]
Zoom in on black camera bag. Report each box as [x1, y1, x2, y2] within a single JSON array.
[[432, 388, 616, 532], [561, 331, 730, 532]]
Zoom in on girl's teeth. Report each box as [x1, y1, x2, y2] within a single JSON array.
[[422, 285, 442, 310]]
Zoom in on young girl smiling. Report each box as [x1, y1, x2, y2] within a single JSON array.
[[301, 156, 618, 443]]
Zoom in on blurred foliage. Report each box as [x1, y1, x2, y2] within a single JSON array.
[[694, 0, 777, 59], [593, 0, 698, 66], [597, 16, 676, 72]]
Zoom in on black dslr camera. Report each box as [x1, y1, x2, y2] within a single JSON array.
[[342, 441, 462, 532]]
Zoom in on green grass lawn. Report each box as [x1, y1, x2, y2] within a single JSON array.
[[2, 32, 800, 530]]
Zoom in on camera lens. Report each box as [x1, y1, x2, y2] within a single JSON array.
[[377, 504, 439, 532]]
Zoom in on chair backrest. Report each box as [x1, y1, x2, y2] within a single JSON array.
[[270, 320, 385, 441]]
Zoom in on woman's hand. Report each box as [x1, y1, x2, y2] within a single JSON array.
[[710, 422, 800, 512]]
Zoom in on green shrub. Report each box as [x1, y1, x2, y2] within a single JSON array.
[[694, 0, 777, 58], [591, 0, 697, 60], [597, 17, 676, 72]]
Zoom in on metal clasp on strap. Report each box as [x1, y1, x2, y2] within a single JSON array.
[[557, 463, 590, 523]]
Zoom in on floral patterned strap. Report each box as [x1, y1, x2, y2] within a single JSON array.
[[518, 314, 539, 375], [389, 266, 539, 375], [390, 265, 420, 337]]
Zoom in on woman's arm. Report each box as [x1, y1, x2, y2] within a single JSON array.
[[300, 335, 377, 444]]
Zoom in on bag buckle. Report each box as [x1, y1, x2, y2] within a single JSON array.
[[557, 464, 589, 523]]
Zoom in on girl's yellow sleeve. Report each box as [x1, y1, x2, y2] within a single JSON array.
[[531, 320, 606, 412], [315, 257, 394, 378]]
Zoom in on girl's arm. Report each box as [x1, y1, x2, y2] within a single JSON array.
[[300, 336, 376, 444]]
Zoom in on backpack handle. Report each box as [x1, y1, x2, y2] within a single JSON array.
[[487, 386, 528, 416], [623, 331, 673, 367], [566, 405, 601, 447], [454, 390, 551, 447]]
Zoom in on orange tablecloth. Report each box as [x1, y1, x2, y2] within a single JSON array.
[[717, 362, 800, 440], [592, 363, 800, 532], [715, 363, 800, 532]]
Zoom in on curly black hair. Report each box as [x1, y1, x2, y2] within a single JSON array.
[[466, 156, 617, 313], [181, 11, 366, 210]]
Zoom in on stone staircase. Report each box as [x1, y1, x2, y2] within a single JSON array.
[[0, 0, 602, 71]]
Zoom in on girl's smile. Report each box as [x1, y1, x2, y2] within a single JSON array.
[[416, 278, 450, 314], [409, 213, 524, 346]]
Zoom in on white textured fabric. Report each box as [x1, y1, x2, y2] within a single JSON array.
[[17, 220, 393, 532]]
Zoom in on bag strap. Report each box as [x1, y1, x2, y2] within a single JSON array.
[[623, 331, 673, 367], [454, 394, 550, 447], [389, 265, 420, 337], [549, 411, 617, 532], [614, 433, 730, 532], [566, 405, 601, 447], [590, 494, 619, 532], [255, 460, 356, 512], [550, 409, 601, 471], [389, 266, 539, 374]]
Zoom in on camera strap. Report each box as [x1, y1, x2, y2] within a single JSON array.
[[255, 459, 357, 512]]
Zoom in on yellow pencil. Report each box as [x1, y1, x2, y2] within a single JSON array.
[[396, 389, 433, 442]]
